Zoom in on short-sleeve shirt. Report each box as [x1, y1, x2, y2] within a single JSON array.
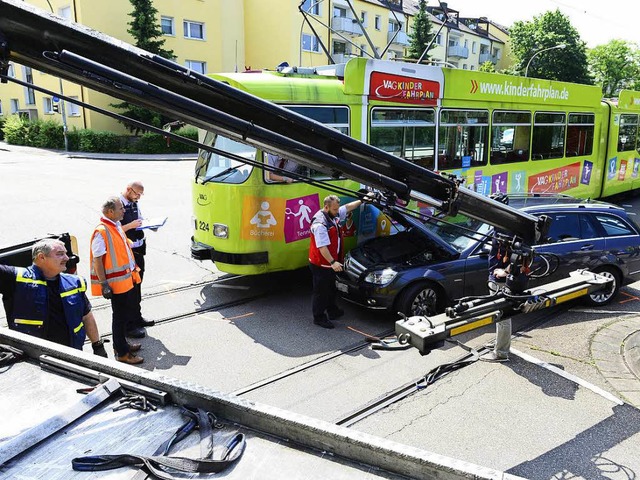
[[0, 264, 92, 347], [311, 205, 347, 249], [267, 154, 299, 174]]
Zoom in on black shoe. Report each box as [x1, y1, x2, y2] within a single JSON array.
[[126, 327, 146, 338], [313, 318, 335, 329], [138, 318, 155, 327], [327, 308, 344, 320]]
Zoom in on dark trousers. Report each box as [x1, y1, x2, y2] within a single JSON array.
[[131, 247, 145, 326], [111, 288, 137, 355], [310, 263, 339, 320]]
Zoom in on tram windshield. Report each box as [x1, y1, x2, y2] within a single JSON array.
[[196, 131, 256, 184]]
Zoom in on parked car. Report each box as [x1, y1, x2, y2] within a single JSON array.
[[337, 195, 640, 316]]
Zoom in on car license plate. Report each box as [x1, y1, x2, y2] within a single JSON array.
[[336, 281, 348, 293]]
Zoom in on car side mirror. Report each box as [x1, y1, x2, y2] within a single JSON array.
[[479, 243, 491, 257]]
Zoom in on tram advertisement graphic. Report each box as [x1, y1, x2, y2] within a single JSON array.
[[619, 159, 628, 181], [528, 162, 581, 194], [284, 194, 319, 244], [369, 72, 439, 105], [242, 196, 285, 241], [633, 158, 640, 179], [581, 160, 594, 185]]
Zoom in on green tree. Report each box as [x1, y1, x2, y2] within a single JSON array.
[[478, 61, 496, 73], [406, 0, 433, 62], [510, 9, 592, 84], [588, 40, 640, 97], [112, 0, 175, 134]]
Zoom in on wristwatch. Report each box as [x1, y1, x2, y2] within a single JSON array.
[[330, 259, 337, 265]]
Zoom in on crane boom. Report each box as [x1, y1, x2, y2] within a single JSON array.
[[0, 0, 545, 243]]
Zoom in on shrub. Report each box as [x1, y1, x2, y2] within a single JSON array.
[[77, 129, 124, 153], [0, 117, 5, 141], [126, 127, 198, 154], [1, 115, 30, 145], [32, 120, 64, 149]]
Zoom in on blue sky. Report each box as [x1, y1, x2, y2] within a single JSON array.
[[444, 0, 640, 48]]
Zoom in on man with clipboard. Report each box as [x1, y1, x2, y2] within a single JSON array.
[[120, 180, 155, 338]]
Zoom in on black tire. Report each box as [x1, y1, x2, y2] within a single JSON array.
[[585, 266, 621, 306], [397, 282, 443, 317]]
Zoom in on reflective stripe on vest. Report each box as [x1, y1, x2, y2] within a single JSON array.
[[14, 319, 44, 326], [15, 270, 47, 286], [60, 277, 87, 298], [73, 321, 84, 334]]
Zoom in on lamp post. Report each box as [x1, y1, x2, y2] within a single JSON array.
[[45, 0, 69, 151], [525, 43, 566, 77]]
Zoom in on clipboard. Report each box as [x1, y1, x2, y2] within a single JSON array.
[[136, 217, 168, 230]]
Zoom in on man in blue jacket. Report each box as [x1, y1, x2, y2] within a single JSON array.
[[0, 238, 107, 357]]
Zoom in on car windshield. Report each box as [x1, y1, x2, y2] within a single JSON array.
[[423, 213, 491, 252]]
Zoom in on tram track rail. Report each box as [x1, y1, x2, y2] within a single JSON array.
[[331, 304, 572, 427]]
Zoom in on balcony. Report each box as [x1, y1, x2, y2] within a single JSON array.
[[479, 52, 497, 64], [448, 45, 469, 59], [332, 16, 362, 37], [387, 30, 409, 46]]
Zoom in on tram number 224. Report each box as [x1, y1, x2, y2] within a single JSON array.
[[197, 220, 210, 232]]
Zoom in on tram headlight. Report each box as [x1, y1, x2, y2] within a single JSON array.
[[213, 223, 229, 239], [364, 268, 397, 285]]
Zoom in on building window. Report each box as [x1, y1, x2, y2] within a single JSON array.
[[464, 39, 468, 48], [435, 34, 442, 45], [43, 97, 54, 114], [10, 99, 19, 114], [183, 20, 205, 40], [161, 16, 174, 35], [301, 0, 319, 15], [375, 15, 381, 30], [58, 6, 72, 20], [360, 11, 368, 27], [470, 65, 475, 70], [333, 6, 347, 17], [0, 100, 3, 115], [67, 96, 80, 116], [24, 66, 35, 105], [472, 41, 477, 54], [301, 33, 320, 52], [7, 63, 15, 77], [462, 64, 467, 69], [185, 60, 206, 74]]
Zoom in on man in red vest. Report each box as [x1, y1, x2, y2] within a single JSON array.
[[308, 194, 366, 329], [90, 196, 143, 365]]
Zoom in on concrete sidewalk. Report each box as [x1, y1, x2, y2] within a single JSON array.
[[0, 141, 196, 161]]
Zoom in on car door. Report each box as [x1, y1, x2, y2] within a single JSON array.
[[529, 212, 606, 288], [591, 212, 640, 280]]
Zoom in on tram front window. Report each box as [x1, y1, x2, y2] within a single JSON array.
[[196, 132, 255, 184]]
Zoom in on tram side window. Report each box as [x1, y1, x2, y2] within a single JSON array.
[[196, 131, 255, 184], [264, 105, 350, 182], [566, 113, 594, 157], [532, 112, 566, 160], [438, 109, 489, 170], [370, 108, 436, 170], [490, 111, 531, 165], [618, 114, 638, 152]]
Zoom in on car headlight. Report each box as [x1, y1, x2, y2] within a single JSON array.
[[213, 223, 229, 238], [364, 268, 397, 285]]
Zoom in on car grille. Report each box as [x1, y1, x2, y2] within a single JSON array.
[[344, 255, 366, 281]]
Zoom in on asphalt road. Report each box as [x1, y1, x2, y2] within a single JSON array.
[[2, 142, 640, 479]]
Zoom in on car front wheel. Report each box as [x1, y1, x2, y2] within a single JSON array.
[[585, 267, 621, 306], [397, 282, 442, 317]]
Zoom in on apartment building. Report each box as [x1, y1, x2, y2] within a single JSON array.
[[0, 0, 244, 133], [0, 0, 513, 134]]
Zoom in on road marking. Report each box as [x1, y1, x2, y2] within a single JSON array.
[[224, 312, 254, 321], [510, 348, 624, 406], [619, 291, 640, 304], [569, 308, 640, 315]]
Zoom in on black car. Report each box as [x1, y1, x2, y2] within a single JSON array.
[[337, 196, 640, 316]]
